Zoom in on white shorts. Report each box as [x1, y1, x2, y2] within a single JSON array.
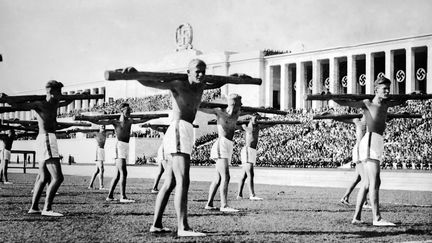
[[359, 132, 384, 162], [241, 147, 257, 165], [36, 133, 60, 161], [1, 149, 11, 161], [352, 143, 360, 163], [156, 144, 167, 163], [95, 147, 105, 161], [115, 141, 129, 160], [210, 136, 234, 163], [163, 120, 194, 155]]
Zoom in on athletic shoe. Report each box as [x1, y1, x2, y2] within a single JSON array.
[[151, 189, 159, 194], [28, 209, 41, 214], [220, 207, 239, 212], [178, 230, 206, 237], [340, 199, 350, 205], [105, 197, 118, 201], [204, 205, 218, 210], [149, 226, 171, 233], [119, 198, 135, 203], [41, 210, 64, 217], [373, 219, 396, 226], [363, 204, 372, 209], [250, 196, 263, 201], [87, 186, 94, 190], [236, 196, 243, 200], [4, 181, 13, 185], [99, 187, 108, 191], [351, 219, 366, 225]]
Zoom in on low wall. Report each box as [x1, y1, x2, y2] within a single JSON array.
[[12, 137, 162, 164]]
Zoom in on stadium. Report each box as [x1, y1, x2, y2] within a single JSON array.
[[1, 2, 432, 242]]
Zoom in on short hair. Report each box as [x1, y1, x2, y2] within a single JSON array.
[[118, 102, 129, 110], [45, 80, 64, 90], [374, 76, 391, 88], [188, 59, 206, 69], [227, 93, 242, 106]]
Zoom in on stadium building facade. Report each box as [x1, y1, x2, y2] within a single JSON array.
[[2, 33, 432, 122]]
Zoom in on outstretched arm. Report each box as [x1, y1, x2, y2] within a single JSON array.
[[8, 100, 40, 111], [198, 107, 221, 115], [333, 99, 366, 108], [58, 99, 74, 107]]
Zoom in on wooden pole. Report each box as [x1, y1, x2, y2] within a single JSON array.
[[305, 93, 432, 101], [105, 70, 262, 85], [74, 113, 169, 121], [208, 119, 301, 125], [313, 113, 423, 120], [0, 94, 105, 104], [200, 102, 287, 115]]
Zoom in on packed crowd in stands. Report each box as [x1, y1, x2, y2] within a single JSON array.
[[192, 100, 432, 170], [13, 88, 432, 169]]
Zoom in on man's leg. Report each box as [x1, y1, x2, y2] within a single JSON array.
[[152, 162, 165, 192], [29, 161, 49, 213], [246, 163, 261, 200], [98, 162, 105, 189], [237, 166, 247, 199], [171, 153, 205, 237], [216, 158, 237, 211], [365, 159, 394, 226], [107, 162, 120, 200], [341, 166, 362, 204], [3, 158, 10, 183], [205, 166, 221, 208], [151, 159, 175, 231], [352, 162, 368, 223], [117, 158, 131, 200], [88, 163, 100, 189], [43, 158, 64, 216]]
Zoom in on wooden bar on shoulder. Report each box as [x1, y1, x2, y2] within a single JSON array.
[[208, 119, 300, 125], [74, 113, 169, 121], [388, 113, 422, 119], [313, 114, 362, 120], [63, 128, 115, 133], [200, 102, 287, 115], [2, 119, 92, 128], [305, 93, 432, 101], [105, 70, 262, 85], [313, 113, 422, 120], [0, 107, 30, 113], [140, 123, 199, 129], [0, 124, 36, 132], [0, 94, 105, 104]]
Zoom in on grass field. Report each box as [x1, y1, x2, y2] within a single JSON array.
[[0, 172, 431, 242]]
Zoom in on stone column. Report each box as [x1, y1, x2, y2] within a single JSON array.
[[405, 47, 415, 94], [365, 52, 374, 94], [82, 89, 90, 110], [427, 46, 432, 93], [76, 90, 82, 110], [329, 57, 338, 107], [98, 87, 106, 106], [69, 91, 76, 112], [347, 55, 357, 94], [295, 62, 305, 110], [385, 50, 395, 94], [287, 65, 294, 109], [265, 65, 274, 107], [90, 88, 98, 109], [280, 64, 289, 110], [60, 92, 67, 114], [312, 59, 322, 109]]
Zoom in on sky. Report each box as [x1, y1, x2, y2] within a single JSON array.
[[1, 0, 432, 94]]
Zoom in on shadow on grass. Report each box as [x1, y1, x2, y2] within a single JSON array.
[[245, 229, 432, 238]]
